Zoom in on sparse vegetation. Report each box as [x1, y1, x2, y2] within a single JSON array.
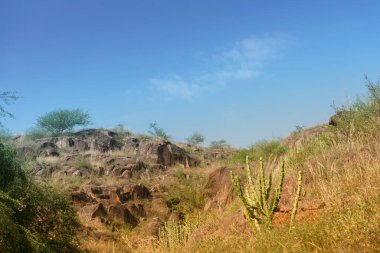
[[73, 155, 92, 171], [227, 139, 288, 165], [149, 122, 171, 140], [25, 126, 52, 140], [156, 214, 202, 252], [209, 139, 229, 149], [186, 132, 205, 146], [331, 76, 380, 140], [0, 92, 19, 126], [1, 78, 380, 253]]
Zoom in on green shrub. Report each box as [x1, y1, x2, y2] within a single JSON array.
[[0, 142, 80, 252], [0, 143, 26, 190]]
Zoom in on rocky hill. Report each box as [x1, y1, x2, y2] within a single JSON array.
[[12, 129, 220, 247], [10, 117, 380, 253]]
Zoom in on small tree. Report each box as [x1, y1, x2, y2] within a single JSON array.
[[186, 132, 205, 146], [148, 122, 171, 140], [209, 139, 228, 149], [37, 109, 91, 136]]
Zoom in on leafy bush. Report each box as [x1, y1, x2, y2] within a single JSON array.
[[0, 142, 80, 252], [0, 143, 26, 190]]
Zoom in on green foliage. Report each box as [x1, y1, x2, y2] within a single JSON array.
[[186, 132, 205, 146], [0, 202, 35, 253], [231, 156, 285, 230], [0, 92, 19, 122], [10, 183, 80, 252], [37, 109, 91, 136], [0, 143, 26, 190], [209, 139, 228, 149], [0, 142, 80, 252], [148, 122, 171, 140]]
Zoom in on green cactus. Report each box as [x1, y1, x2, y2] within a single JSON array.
[[290, 168, 303, 230], [230, 156, 285, 230]]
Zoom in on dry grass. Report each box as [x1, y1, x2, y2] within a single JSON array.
[[51, 107, 378, 253], [36, 155, 61, 164], [129, 128, 380, 253]]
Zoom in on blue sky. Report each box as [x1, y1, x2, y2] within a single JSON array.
[[1, 0, 380, 147]]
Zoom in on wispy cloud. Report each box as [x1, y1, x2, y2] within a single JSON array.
[[151, 75, 204, 100], [151, 34, 291, 99]]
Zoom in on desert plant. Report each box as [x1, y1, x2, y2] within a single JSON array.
[[290, 168, 303, 230], [230, 156, 285, 230], [157, 214, 201, 250], [231, 156, 303, 231], [36, 109, 91, 136]]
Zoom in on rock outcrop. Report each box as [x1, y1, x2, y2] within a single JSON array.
[[74, 184, 151, 228]]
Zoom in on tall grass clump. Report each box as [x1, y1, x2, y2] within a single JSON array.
[[332, 76, 380, 142], [145, 214, 202, 252], [73, 155, 92, 171]]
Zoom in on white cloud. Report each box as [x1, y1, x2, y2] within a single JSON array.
[[151, 34, 290, 99], [151, 75, 203, 100]]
